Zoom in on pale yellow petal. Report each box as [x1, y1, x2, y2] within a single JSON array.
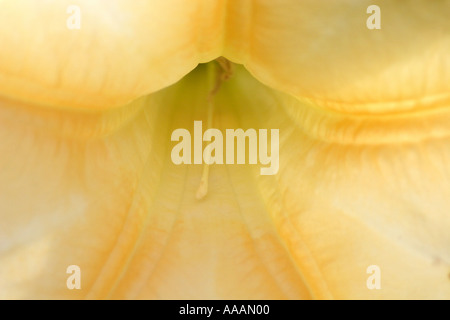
[[230, 65, 450, 299], [225, 0, 450, 114], [0, 0, 223, 109]]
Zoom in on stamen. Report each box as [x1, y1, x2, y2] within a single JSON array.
[[195, 57, 233, 200]]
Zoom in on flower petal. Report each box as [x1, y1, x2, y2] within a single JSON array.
[[225, 0, 450, 114], [230, 65, 450, 299], [0, 0, 223, 109]]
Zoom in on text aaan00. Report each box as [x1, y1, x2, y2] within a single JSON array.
[[223, 304, 269, 315]]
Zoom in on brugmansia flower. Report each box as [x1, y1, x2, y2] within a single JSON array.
[[0, 0, 449, 300]]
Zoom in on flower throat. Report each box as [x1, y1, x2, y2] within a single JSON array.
[[170, 58, 280, 200]]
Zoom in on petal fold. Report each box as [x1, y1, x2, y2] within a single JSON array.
[[225, 0, 450, 114], [0, 0, 224, 109]]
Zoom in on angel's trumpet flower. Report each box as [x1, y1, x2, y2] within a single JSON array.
[[0, 0, 449, 299]]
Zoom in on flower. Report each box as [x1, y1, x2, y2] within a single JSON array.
[[0, 0, 449, 299]]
